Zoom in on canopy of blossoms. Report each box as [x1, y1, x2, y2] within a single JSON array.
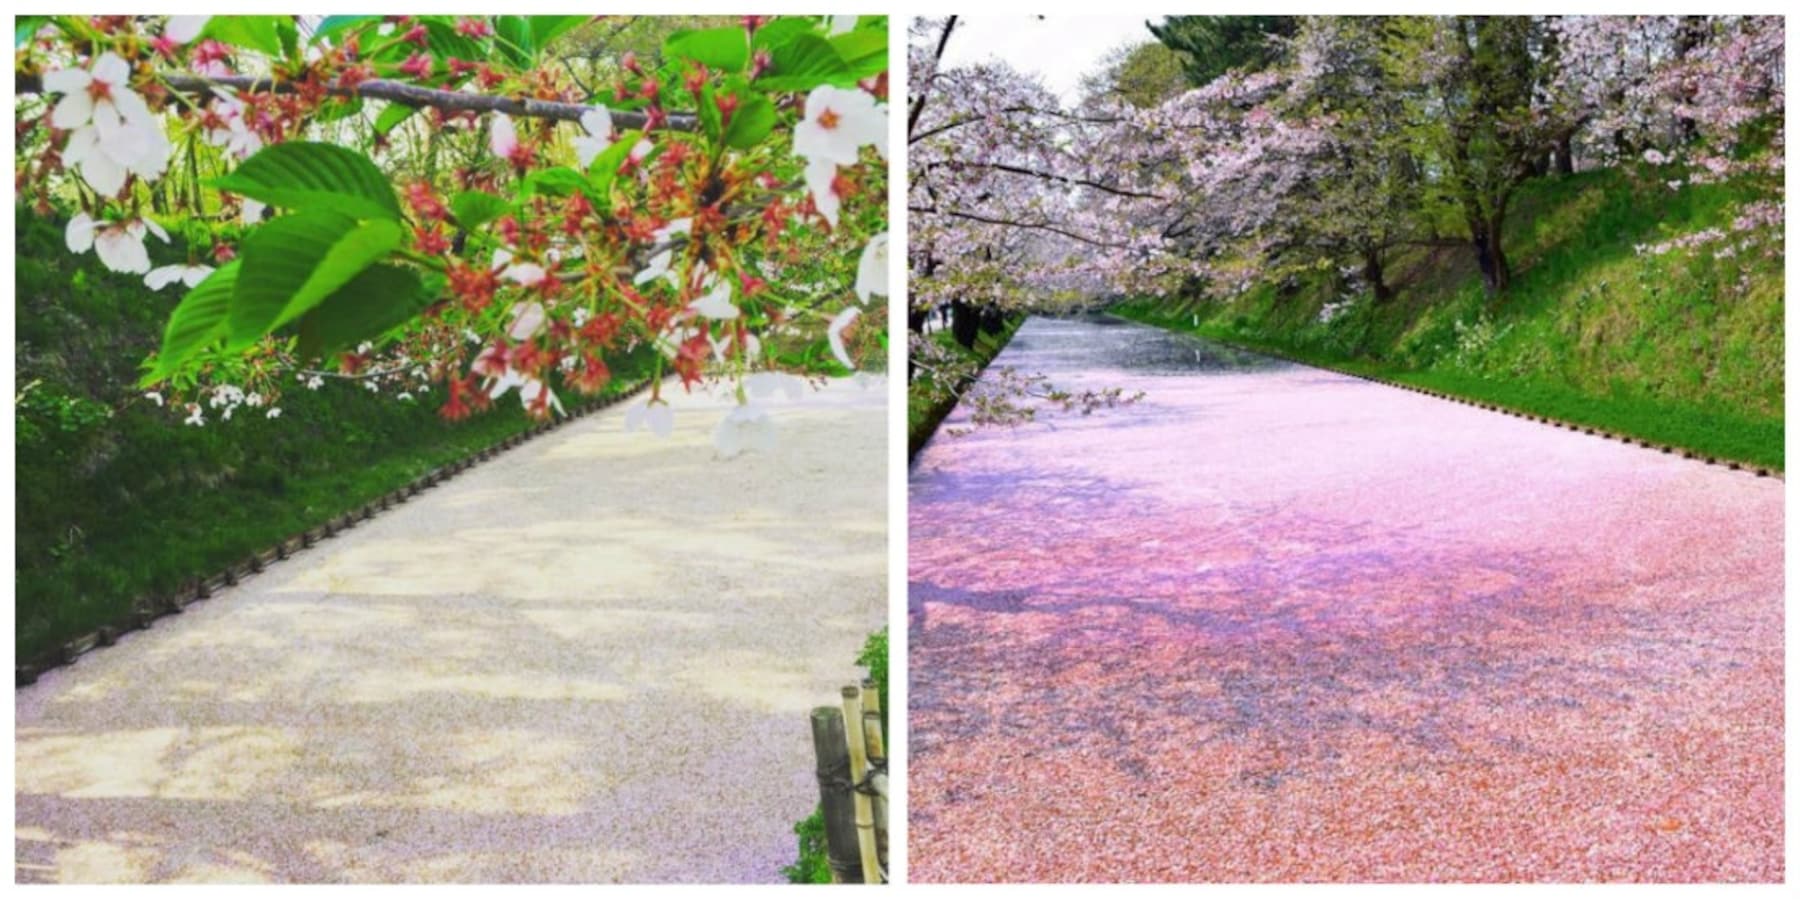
[[908, 15, 1782, 314], [15, 14, 890, 458]]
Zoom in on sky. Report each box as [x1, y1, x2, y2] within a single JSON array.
[[936, 16, 1165, 105]]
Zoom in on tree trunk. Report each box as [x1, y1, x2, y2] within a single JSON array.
[[1673, 17, 1709, 146], [1470, 216, 1510, 294], [949, 301, 980, 349], [906, 307, 927, 382], [1553, 132, 1574, 175], [978, 306, 1004, 336], [1362, 248, 1392, 302]]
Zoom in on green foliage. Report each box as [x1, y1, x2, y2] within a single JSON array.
[[782, 627, 889, 884], [295, 264, 437, 359], [1148, 15, 1297, 86], [13, 206, 656, 663], [148, 261, 239, 380], [450, 190, 509, 230], [783, 810, 833, 884], [665, 25, 751, 72], [857, 627, 889, 727], [722, 95, 777, 149], [226, 211, 403, 349], [199, 16, 295, 59], [1086, 41, 1189, 108], [1116, 168, 1784, 469], [758, 33, 861, 92], [211, 141, 403, 223]]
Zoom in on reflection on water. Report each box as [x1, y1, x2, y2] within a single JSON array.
[[1001, 313, 1292, 376]]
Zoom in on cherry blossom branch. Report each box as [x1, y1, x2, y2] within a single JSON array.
[[908, 205, 1132, 249], [15, 71, 698, 131], [922, 160, 1167, 200], [906, 15, 959, 140]]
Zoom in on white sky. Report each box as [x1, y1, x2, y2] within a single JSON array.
[[936, 16, 1164, 105]]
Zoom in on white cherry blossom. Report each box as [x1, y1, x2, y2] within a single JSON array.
[[746, 371, 807, 401], [574, 106, 614, 168], [66, 213, 169, 275], [688, 279, 738, 320], [164, 16, 210, 44], [827, 307, 861, 370], [855, 232, 888, 304], [625, 398, 675, 438], [45, 53, 169, 195], [805, 157, 842, 227], [206, 91, 263, 159], [489, 112, 518, 158], [506, 300, 547, 340], [793, 85, 885, 166], [714, 403, 777, 458], [634, 220, 692, 286], [145, 262, 215, 291], [492, 248, 547, 286]]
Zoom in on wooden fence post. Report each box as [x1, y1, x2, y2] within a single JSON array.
[[861, 678, 888, 861], [809, 706, 863, 884], [841, 685, 881, 884]]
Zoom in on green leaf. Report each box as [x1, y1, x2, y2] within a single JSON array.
[[312, 15, 379, 45], [529, 15, 588, 50], [229, 211, 403, 348], [146, 262, 240, 382], [213, 142, 403, 222], [722, 95, 776, 149], [830, 27, 887, 79], [493, 15, 535, 68], [697, 82, 722, 142], [296, 264, 436, 359], [275, 16, 300, 59], [16, 16, 49, 48], [412, 19, 480, 65], [585, 132, 640, 195], [200, 16, 286, 57], [373, 102, 417, 136], [523, 166, 589, 198], [750, 17, 813, 52], [665, 26, 750, 73], [756, 34, 851, 92], [451, 190, 509, 230]]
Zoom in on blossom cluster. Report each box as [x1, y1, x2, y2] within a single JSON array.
[[18, 14, 891, 463]]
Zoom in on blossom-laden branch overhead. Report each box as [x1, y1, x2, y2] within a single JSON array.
[[17, 13, 893, 460]]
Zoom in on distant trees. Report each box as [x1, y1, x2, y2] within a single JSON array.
[[1148, 16, 1297, 86]]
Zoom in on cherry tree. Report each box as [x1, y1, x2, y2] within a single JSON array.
[[908, 19, 1208, 342], [15, 14, 890, 458]]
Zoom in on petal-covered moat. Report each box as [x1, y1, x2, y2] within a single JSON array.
[[908, 316, 1782, 882]]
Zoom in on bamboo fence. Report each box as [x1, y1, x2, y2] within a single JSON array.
[[809, 679, 888, 884]]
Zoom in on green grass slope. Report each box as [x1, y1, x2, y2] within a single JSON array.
[[14, 206, 654, 663], [1118, 168, 1783, 469], [906, 317, 1025, 459]]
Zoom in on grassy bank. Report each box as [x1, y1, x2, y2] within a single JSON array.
[[14, 207, 654, 662], [1115, 167, 1783, 470], [907, 317, 1025, 459]]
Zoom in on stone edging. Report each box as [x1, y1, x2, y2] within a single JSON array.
[[16, 374, 664, 688], [1161, 323, 1782, 482]]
